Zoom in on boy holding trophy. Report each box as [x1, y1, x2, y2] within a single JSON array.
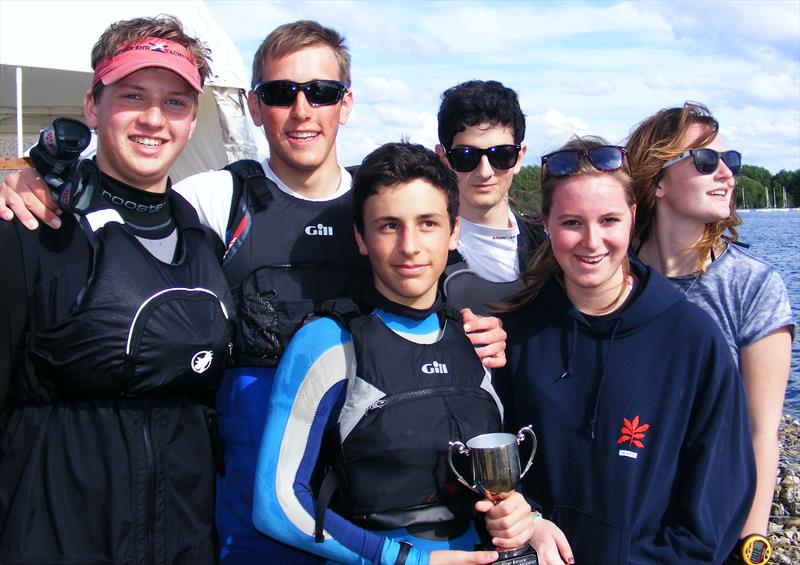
[[251, 142, 573, 565]]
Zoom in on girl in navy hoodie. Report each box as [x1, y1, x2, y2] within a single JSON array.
[[495, 136, 755, 564]]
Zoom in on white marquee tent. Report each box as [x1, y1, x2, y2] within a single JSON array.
[[0, 0, 264, 181]]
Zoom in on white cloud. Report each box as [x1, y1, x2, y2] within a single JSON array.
[[567, 80, 616, 96], [721, 106, 800, 143], [527, 110, 592, 153], [338, 102, 439, 166], [653, 1, 800, 60], [645, 72, 691, 90], [417, 1, 674, 55], [372, 106, 428, 130], [203, 1, 295, 42], [723, 73, 800, 106], [715, 104, 800, 173], [204, 0, 800, 173], [357, 77, 413, 105]]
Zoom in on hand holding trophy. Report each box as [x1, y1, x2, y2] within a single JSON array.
[[448, 426, 539, 565]]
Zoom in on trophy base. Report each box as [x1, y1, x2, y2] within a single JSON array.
[[494, 546, 538, 565]]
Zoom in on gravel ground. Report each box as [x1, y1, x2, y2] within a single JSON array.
[[768, 414, 800, 563]]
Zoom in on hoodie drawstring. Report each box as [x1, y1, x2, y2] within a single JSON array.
[[586, 318, 623, 440], [559, 319, 578, 380]]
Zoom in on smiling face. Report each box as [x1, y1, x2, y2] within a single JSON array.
[[656, 122, 736, 226], [354, 179, 459, 310], [84, 67, 197, 193], [437, 122, 525, 227], [247, 45, 353, 188], [546, 174, 635, 302]]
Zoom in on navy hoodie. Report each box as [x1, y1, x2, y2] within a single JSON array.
[[496, 259, 755, 564]]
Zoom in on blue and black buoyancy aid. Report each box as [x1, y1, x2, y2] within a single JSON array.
[[316, 298, 503, 534], [28, 193, 234, 399], [220, 160, 370, 367]]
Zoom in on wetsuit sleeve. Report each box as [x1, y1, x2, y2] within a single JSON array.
[[252, 317, 431, 565], [635, 330, 755, 563], [0, 223, 27, 408]]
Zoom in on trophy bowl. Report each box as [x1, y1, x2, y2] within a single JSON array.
[[448, 425, 538, 564]]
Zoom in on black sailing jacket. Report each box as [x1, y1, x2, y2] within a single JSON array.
[[0, 189, 233, 564]]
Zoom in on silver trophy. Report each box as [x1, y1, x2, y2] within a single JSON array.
[[448, 426, 538, 565]]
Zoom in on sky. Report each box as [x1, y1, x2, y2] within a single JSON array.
[[204, 0, 800, 175]]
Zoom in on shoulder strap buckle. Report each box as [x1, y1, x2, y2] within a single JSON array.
[[223, 159, 274, 210]]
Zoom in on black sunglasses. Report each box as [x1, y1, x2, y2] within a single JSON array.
[[541, 145, 626, 177], [445, 144, 521, 173], [254, 80, 348, 107], [661, 148, 742, 176]]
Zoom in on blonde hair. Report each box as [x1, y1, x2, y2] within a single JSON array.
[[250, 20, 351, 89], [626, 102, 740, 271]]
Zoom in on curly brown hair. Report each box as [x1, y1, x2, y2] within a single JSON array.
[[90, 15, 212, 101], [625, 102, 740, 272], [250, 20, 351, 89]]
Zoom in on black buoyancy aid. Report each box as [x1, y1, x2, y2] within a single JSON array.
[[28, 193, 234, 400], [221, 160, 370, 367], [321, 300, 503, 531], [443, 211, 544, 316]]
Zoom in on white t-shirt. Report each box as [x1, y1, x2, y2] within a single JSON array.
[[173, 159, 352, 242], [456, 210, 520, 283]]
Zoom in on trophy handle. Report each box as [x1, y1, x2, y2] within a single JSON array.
[[448, 441, 479, 493], [516, 425, 537, 480]]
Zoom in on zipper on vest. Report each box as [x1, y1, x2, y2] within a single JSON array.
[[367, 385, 482, 411], [143, 408, 156, 565]]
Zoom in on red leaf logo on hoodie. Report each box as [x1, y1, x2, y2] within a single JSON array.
[[617, 415, 650, 449]]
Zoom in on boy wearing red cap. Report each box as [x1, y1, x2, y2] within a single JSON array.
[[0, 16, 232, 564]]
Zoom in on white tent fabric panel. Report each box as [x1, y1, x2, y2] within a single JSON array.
[[173, 85, 258, 180], [0, 0, 265, 180], [0, 0, 249, 86]]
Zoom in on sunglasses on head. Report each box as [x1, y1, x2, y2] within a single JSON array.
[[254, 80, 348, 107], [541, 145, 626, 177], [660, 148, 742, 176], [445, 144, 521, 173]]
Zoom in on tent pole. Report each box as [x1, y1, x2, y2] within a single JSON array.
[[16, 66, 23, 157]]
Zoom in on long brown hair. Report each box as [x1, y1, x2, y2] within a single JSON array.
[[625, 102, 740, 271], [499, 136, 635, 312]]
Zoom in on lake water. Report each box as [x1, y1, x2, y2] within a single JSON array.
[[736, 209, 800, 417]]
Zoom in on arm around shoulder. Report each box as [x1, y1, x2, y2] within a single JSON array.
[[0, 167, 61, 230]]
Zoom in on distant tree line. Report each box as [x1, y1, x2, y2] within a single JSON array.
[[736, 166, 799, 209], [510, 164, 800, 212], [509, 165, 542, 214]]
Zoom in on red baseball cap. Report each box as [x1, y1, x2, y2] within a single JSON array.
[[92, 37, 203, 94]]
